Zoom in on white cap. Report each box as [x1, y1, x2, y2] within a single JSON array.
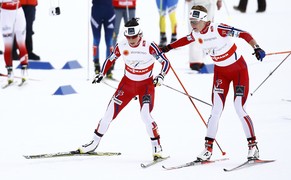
[[189, 10, 208, 21], [124, 25, 141, 36]]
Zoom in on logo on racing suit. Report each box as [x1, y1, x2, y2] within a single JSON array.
[[235, 85, 245, 96], [198, 38, 203, 44], [113, 90, 124, 105], [123, 50, 129, 56], [213, 79, 224, 94]]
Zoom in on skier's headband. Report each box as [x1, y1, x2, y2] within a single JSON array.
[[189, 10, 208, 21], [124, 25, 141, 37]]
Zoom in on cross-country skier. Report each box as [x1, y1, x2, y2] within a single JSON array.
[[0, 0, 28, 84], [91, 0, 116, 79], [161, 5, 266, 161], [185, 0, 222, 72], [110, 0, 137, 78], [155, 0, 179, 47], [78, 18, 170, 160]]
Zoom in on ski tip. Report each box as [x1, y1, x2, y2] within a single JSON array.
[[255, 159, 276, 163], [23, 155, 30, 159]]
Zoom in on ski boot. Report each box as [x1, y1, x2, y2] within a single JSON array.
[[21, 64, 28, 83], [78, 130, 101, 153], [6, 66, 14, 84], [247, 140, 259, 160], [190, 62, 205, 72], [170, 33, 177, 43], [197, 138, 214, 161], [94, 60, 100, 74], [153, 145, 163, 161], [159, 33, 167, 48]]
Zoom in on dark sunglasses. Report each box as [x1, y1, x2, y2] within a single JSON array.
[[190, 20, 200, 25], [125, 34, 139, 39]]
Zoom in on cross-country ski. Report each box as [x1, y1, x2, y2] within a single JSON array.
[[140, 156, 170, 168], [223, 159, 275, 172], [162, 158, 229, 170], [24, 150, 121, 159], [2, 81, 17, 89]]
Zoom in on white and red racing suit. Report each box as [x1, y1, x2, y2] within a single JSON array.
[[0, 0, 28, 67], [170, 22, 257, 141], [95, 37, 170, 147]]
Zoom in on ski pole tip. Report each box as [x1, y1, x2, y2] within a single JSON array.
[[222, 152, 226, 156]]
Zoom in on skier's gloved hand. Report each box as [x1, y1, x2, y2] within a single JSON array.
[[92, 73, 103, 84], [253, 45, 265, 61], [153, 73, 164, 87], [160, 44, 173, 53]]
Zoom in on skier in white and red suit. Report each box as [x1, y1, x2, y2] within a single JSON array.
[[0, 0, 28, 83], [161, 5, 266, 161], [78, 18, 170, 160]]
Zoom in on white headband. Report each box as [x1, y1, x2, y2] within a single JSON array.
[[189, 10, 208, 21], [124, 25, 141, 36]]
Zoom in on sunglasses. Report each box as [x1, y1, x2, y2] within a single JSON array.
[[125, 34, 139, 39], [190, 20, 200, 25]]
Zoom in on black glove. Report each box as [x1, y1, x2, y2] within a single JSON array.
[[253, 45, 266, 61], [92, 73, 103, 84], [160, 44, 173, 53], [153, 73, 164, 87]]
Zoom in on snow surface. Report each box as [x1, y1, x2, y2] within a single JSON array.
[[0, 0, 291, 179]]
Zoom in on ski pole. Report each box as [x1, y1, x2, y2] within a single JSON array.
[[101, 80, 138, 100], [125, 0, 129, 21], [222, 0, 231, 19], [170, 65, 226, 156], [163, 83, 212, 107], [86, 0, 90, 80], [251, 52, 291, 96], [0, 73, 40, 81], [266, 50, 291, 56], [102, 80, 117, 90]]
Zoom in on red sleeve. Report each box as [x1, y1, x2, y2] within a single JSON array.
[[238, 32, 254, 43], [170, 34, 195, 49], [101, 45, 121, 75]]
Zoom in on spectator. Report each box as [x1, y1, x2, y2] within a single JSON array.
[[91, 0, 116, 80], [0, 0, 28, 84], [233, 0, 266, 13], [110, 0, 136, 80], [155, 0, 179, 47], [185, 0, 222, 72], [12, 0, 40, 61], [112, 0, 136, 46]]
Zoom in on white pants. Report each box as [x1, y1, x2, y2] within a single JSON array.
[[1, 7, 27, 65]]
